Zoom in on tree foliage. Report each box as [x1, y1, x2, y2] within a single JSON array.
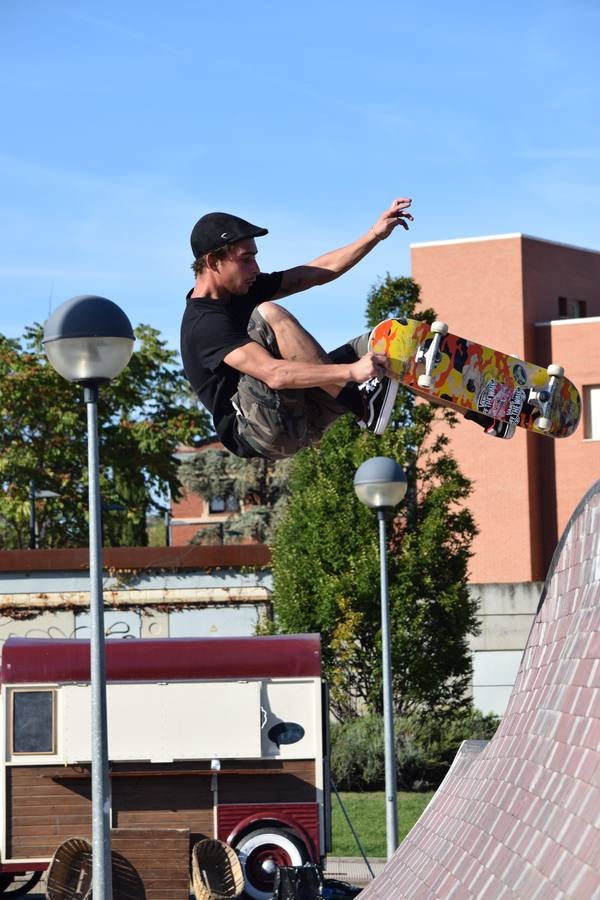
[[0, 323, 210, 548], [180, 448, 292, 544], [270, 275, 479, 720]]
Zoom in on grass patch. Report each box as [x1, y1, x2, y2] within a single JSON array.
[[331, 790, 435, 857]]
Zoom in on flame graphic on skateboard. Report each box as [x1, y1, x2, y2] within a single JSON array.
[[369, 318, 581, 438]]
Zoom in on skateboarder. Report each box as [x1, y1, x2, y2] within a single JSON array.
[[180, 199, 414, 460]]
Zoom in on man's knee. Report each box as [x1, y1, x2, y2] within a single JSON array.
[[256, 301, 299, 328]]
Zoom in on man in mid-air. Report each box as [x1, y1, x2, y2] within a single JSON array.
[[180, 198, 413, 459]]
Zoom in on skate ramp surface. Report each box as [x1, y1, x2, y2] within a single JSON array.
[[359, 480, 600, 899]]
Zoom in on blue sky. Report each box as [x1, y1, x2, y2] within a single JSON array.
[[1, 0, 598, 357]]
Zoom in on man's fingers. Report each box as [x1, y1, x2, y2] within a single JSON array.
[[386, 199, 414, 229], [374, 353, 389, 376], [389, 212, 412, 231]]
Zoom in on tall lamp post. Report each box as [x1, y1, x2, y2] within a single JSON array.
[[354, 456, 407, 859], [43, 296, 134, 899]]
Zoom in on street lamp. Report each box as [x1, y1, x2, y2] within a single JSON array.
[[29, 484, 60, 549], [43, 295, 134, 900], [354, 456, 407, 859]]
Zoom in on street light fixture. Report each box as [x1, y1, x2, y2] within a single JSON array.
[[354, 456, 407, 859], [28, 484, 60, 549], [43, 295, 134, 900]]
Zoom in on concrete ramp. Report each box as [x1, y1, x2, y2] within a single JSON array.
[[359, 480, 600, 899]]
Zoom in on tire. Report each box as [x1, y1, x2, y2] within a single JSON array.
[[548, 364, 564, 378], [234, 826, 309, 900], [431, 321, 448, 335], [418, 374, 435, 389]]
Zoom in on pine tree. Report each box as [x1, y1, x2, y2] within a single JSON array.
[[179, 449, 292, 544]]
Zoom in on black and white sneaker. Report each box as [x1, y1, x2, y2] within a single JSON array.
[[358, 377, 399, 435], [464, 411, 516, 439]]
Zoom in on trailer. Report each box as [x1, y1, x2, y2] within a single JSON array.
[[0, 634, 330, 899]]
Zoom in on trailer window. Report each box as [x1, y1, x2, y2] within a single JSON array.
[[12, 690, 55, 754]]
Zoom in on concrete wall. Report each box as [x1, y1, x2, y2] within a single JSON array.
[[469, 582, 542, 716], [0, 546, 272, 646]]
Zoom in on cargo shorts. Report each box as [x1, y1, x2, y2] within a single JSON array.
[[231, 310, 369, 460]]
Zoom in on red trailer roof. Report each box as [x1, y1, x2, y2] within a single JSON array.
[[0, 635, 321, 684]]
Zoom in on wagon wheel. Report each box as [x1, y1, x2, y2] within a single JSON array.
[[0, 871, 43, 897]]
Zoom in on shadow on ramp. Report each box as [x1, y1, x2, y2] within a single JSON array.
[[359, 479, 600, 899]]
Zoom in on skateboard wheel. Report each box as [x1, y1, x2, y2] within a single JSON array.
[[536, 417, 552, 432], [418, 374, 435, 389], [547, 364, 564, 378], [431, 321, 448, 335]]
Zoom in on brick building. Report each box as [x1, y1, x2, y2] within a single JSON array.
[[411, 233, 600, 713], [411, 232, 600, 585]]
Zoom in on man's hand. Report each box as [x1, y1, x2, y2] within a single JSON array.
[[349, 351, 390, 383], [371, 198, 413, 240]]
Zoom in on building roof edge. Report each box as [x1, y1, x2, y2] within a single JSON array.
[[410, 234, 599, 254]]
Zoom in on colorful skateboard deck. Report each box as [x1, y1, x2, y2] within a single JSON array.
[[369, 317, 581, 438]]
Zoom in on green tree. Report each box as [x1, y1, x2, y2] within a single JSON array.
[[0, 323, 210, 548], [180, 448, 292, 544], [270, 275, 479, 721]]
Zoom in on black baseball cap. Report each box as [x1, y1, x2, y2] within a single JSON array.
[[190, 212, 268, 258]]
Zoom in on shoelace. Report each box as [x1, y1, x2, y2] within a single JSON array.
[[359, 377, 381, 393]]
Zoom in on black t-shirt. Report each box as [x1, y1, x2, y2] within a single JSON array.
[[180, 272, 283, 457]]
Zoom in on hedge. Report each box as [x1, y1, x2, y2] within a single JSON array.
[[330, 708, 499, 791]]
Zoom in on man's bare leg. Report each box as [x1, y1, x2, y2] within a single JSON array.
[[256, 301, 345, 398], [255, 300, 400, 436]]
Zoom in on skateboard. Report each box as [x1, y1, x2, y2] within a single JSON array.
[[369, 317, 581, 438]]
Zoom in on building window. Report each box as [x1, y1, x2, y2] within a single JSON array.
[[12, 690, 55, 754], [209, 494, 240, 514], [584, 386, 600, 440], [558, 296, 587, 319]]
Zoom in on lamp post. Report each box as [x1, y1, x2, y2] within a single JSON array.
[[28, 484, 60, 549], [354, 456, 407, 859], [43, 295, 134, 900]]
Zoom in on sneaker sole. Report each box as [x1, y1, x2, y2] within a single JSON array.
[[373, 379, 399, 435]]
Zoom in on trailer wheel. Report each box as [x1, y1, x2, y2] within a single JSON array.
[[234, 826, 309, 900], [0, 871, 42, 897]]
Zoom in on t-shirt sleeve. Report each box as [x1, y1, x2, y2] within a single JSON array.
[[245, 270, 283, 305]]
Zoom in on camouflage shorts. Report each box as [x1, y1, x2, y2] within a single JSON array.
[[231, 310, 366, 460]]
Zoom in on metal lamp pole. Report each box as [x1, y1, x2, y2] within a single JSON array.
[[376, 504, 398, 857], [354, 457, 407, 859], [43, 296, 134, 899], [85, 382, 112, 897]]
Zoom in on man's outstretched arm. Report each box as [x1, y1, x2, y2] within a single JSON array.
[[224, 341, 389, 391], [273, 197, 413, 299]]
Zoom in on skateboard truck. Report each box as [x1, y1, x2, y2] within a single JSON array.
[[416, 321, 449, 389], [530, 364, 564, 432]]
